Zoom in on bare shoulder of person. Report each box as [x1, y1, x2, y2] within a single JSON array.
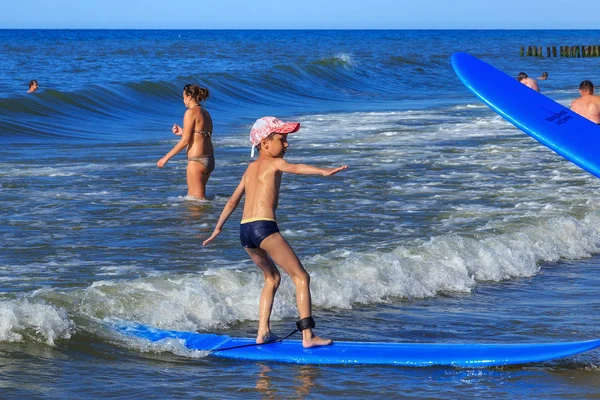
[[271, 158, 290, 170], [184, 108, 195, 121]]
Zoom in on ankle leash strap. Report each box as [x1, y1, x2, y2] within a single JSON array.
[[296, 316, 315, 331]]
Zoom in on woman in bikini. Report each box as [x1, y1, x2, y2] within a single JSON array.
[[157, 84, 214, 200]]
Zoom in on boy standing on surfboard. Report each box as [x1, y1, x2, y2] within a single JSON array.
[[203, 116, 347, 348]]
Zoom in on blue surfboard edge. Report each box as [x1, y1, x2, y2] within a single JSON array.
[[451, 52, 600, 179], [112, 321, 600, 367]]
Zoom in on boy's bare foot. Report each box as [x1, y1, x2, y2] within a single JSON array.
[[256, 331, 279, 344], [302, 333, 333, 348]]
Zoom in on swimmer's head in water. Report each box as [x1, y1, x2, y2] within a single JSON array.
[[517, 72, 528, 82], [580, 80, 594, 94]]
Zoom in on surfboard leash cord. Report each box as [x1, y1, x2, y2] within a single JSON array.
[[212, 316, 316, 352], [211, 327, 299, 352]]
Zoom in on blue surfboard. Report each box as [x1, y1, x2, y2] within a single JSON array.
[[451, 52, 600, 178], [115, 322, 600, 367]]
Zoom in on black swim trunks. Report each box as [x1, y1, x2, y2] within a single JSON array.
[[240, 219, 280, 248]]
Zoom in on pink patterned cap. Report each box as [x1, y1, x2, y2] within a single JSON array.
[[249, 116, 300, 156]]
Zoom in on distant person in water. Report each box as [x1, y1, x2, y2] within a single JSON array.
[[570, 80, 600, 124], [157, 84, 214, 199], [517, 72, 540, 92], [538, 71, 548, 80], [27, 80, 38, 93], [203, 116, 348, 348]]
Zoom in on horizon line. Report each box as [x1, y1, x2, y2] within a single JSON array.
[[2, 28, 600, 31]]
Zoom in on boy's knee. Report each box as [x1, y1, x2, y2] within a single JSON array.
[[265, 272, 281, 288], [293, 270, 310, 287]]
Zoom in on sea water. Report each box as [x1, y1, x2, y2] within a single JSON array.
[[1, 29, 600, 399]]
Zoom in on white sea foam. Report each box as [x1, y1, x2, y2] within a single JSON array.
[[0, 163, 112, 178], [452, 104, 487, 110], [123, 335, 210, 358], [59, 211, 600, 335], [76, 271, 290, 333], [0, 299, 74, 345]]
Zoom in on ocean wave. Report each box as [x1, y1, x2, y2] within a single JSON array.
[[0, 84, 178, 143], [314, 212, 600, 308], [311, 53, 355, 68], [22, 210, 598, 338], [5, 207, 600, 346], [124, 80, 180, 100], [0, 299, 74, 345], [388, 55, 428, 67], [0, 56, 417, 144]]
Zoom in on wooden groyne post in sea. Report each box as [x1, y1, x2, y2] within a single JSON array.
[[521, 45, 600, 57]]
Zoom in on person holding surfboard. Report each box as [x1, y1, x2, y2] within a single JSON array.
[[203, 116, 347, 348], [570, 80, 600, 124]]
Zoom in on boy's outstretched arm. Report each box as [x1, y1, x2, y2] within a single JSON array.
[[203, 174, 246, 246], [274, 159, 348, 176]]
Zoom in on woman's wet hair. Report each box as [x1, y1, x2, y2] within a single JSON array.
[[183, 84, 210, 103]]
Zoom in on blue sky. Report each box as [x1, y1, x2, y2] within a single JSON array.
[[3, 0, 597, 29]]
